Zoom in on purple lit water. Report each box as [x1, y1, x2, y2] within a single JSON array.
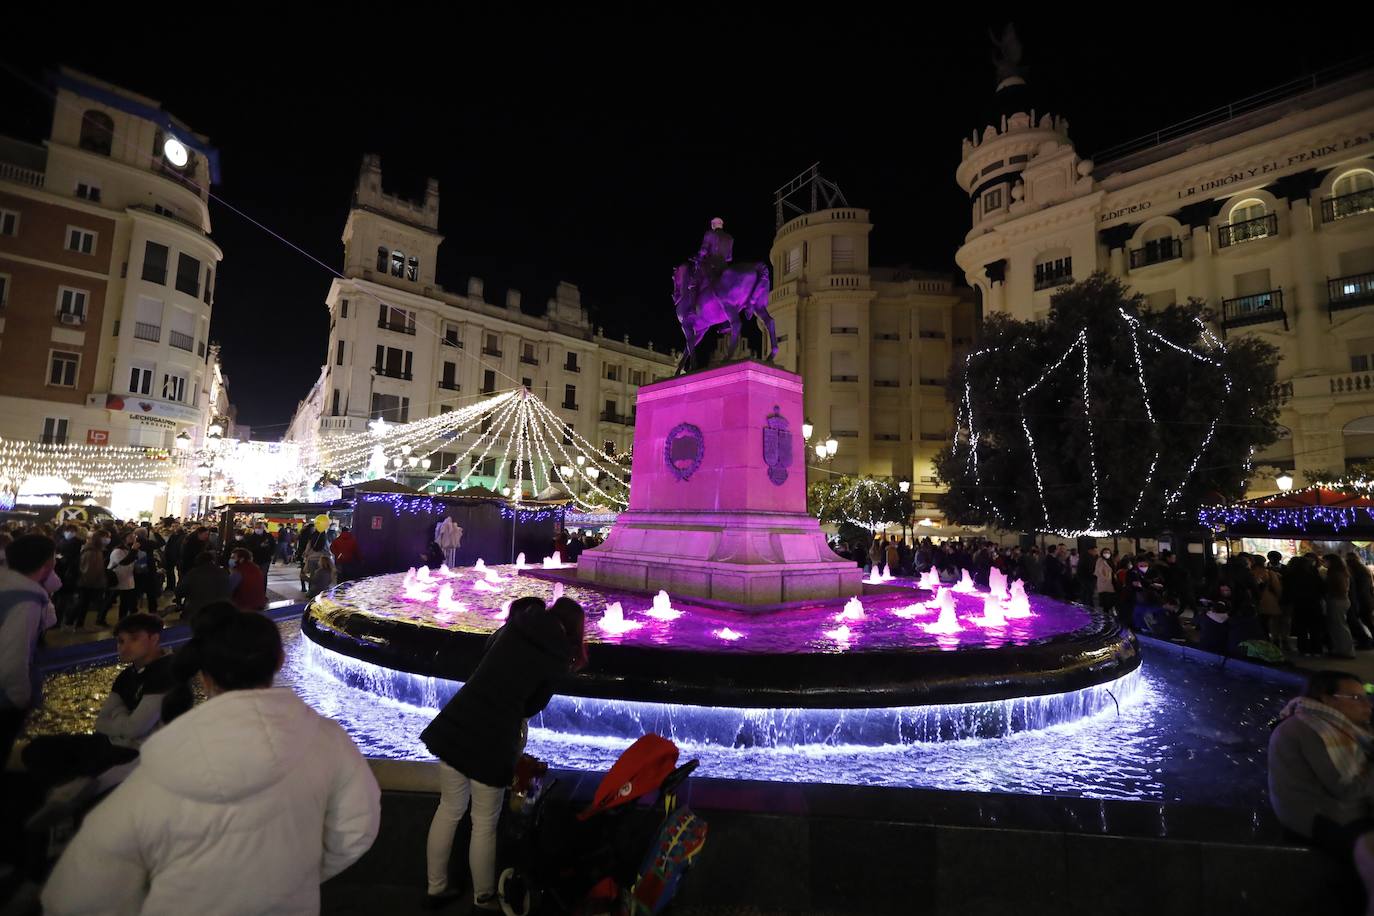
[[316, 567, 1096, 653], [277, 617, 1284, 804]]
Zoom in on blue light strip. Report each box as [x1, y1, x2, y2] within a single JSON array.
[[301, 637, 1144, 746]]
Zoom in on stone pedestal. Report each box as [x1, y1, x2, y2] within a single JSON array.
[[577, 360, 860, 607]]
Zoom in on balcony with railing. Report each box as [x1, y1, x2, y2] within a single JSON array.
[[1033, 265, 1073, 291], [600, 410, 633, 425], [482, 346, 503, 357], [1221, 289, 1286, 330], [564, 362, 581, 373], [1217, 213, 1277, 248], [520, 354, 539, 366], [374, 366, 413, 381], [830, 374, 859, 383], [442, 336, 463, 348], [873, 379, 900, 388], [169, 329, 195, 352], [0, 160, 44, 188], [1129, 238, 1183, 269], [377, 320, 417, 335], [438, 379, 460, 391], [1329, 272, 1374, 315], [133, 322, 161, 342], [55, 310, 85, 327], [1322, 188, 1374, 223], [830, 326, 859, 335], [562, 401, 580, 411]]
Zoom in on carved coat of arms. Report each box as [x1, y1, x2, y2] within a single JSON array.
[[664, 423, 705, 480], [762, 407, 792, 485]]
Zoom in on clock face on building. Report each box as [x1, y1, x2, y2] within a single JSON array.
[[163, 136, 189, 168]]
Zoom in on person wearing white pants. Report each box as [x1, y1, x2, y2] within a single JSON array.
[[420, 596, 587, 910], [425, 762, 505, 905]]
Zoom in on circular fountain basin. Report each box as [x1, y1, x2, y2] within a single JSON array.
[[302, 566, 1139, 739]]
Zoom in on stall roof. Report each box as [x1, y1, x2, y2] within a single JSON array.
[[1198, 487, 1374, 537]]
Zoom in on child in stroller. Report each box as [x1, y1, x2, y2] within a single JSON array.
[[497, 733, 707, 916]]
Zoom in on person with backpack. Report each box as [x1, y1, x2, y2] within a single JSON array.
[[420, 596, 587, 911]]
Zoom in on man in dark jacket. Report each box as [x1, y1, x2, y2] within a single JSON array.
[[419, 598, 582, 909], [244, 523, 276, 570], [175, 553, 234, 625]]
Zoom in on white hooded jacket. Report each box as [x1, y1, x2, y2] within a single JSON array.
[[42, 687, 380, 916]]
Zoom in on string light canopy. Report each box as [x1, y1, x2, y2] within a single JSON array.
[[0, 387, 629, 511]]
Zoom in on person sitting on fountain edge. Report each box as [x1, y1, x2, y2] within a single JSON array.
[[1269, 670, 1374, 907], [23, 613, 174, 827]]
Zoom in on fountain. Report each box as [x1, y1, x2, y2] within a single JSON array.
[[988, 567, 1010, 600], [597, 601, 642, 635], [645, 590, 683, 621], [1005, 580, 1034, 619], [834, 597, 866, 621], [302, 230, 1137, 746]]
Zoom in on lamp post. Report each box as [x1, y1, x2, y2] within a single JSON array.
[[1276, 473, 1294, 492]]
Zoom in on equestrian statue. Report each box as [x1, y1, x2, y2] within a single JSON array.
[[673, 218, 778, 374]]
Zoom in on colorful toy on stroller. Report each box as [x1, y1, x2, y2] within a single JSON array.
[[497, 734, 707, 915]]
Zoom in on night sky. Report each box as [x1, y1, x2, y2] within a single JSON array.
[[3, 13, 1367, 435]]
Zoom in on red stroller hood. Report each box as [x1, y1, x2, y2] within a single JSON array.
[[577, 734, 680, 821]]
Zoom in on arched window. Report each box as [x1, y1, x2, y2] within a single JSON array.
[[407, 255, 419, 281], [1229, 198, 1267, 223], [1133, 223, 1181, 267], [376, 247, 388, 272], [1033, 248, 1073, 291], [1328, 170, 1374, 222], [1334, 170, 1374, 198], [1221, 198, 1273, 247], [391, 250, 405, 277], [79, 110, 114, 156]]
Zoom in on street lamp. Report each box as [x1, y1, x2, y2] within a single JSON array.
[[421, 458, 432, 470], [802, 420, 814, 442], [1276, 473, 1294, 492], [815, 443, 831, 459], [175, 430, 192, 450], [899, 480, 911, 493], [825, 437, 838, 456]]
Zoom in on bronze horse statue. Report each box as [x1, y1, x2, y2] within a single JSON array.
[[672, 258, 777, 374]]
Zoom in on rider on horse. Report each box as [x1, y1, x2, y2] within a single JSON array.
[[689, 217, 733, 316]]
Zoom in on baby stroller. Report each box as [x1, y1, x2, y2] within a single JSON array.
[[497, 734, 707, 916]]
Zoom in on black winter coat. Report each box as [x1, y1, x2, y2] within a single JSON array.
[[420, 604, 572, 788]]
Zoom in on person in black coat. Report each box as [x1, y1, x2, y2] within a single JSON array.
[[419, 596, 586, 910]]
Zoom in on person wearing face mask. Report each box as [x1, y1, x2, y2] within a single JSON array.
[[227, 547, 267, 613], [244, 522, 276, 572]]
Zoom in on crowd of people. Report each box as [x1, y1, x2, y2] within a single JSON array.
[[9, 510, 1374, 910], [0, 512, 591, 914], [833, 534, 1373, 662]]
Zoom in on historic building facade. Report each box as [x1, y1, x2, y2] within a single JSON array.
[[0, 68, 223, 455], [766, 182, 976, 500], [955, 60, 1374, 487], [287, 155, 676, 490]]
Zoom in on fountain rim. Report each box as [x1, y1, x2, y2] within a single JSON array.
[[301, 571, 1141, 710]]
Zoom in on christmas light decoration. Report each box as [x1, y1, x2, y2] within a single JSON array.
[[1198, 486, 1374, 532], [954, 308, 1235, 537]]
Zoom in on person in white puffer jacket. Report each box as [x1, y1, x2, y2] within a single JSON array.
[[42, 612, 381, 916]]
